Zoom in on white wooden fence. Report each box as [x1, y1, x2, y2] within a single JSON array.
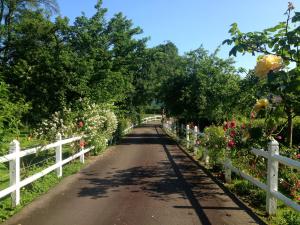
[[0, 115, 162, 207], [163, 120, 300, 215]]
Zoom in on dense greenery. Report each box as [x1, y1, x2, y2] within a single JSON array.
[[0, 0, 299, 224], [0, 0, 170, 150]]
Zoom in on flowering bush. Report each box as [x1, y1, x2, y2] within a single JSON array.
[[34, 98, 118, 155], [34, 107, 76, 140], [254, 55, 283, 79], [76, 99, 118, 154]]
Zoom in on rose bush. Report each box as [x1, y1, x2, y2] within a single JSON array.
[[34, 98, 118, 155]]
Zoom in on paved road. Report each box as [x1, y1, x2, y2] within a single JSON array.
[[3, 124, 264, 225]]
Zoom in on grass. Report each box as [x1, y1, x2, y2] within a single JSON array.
[[0, 134, 98, 223], [0, 159, 87, 222], [0, 164, 9, 190], [225, 179, 300, 225]]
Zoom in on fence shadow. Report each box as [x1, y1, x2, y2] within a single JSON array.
[[77, 124, 266, 225]]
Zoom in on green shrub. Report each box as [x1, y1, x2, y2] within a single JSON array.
[[0, 82, 30, 155], [203, 125, 226, 166], [271, 209, 300, 225]]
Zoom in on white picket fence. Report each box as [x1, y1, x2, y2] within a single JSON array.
[[0, 115, 162, 207], [163, 120, 300, 215]]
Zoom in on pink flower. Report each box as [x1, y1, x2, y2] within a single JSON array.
[[276, 135, 282, 140], [230, 120, 236, 128], [80, 140, 85, 148], [227, 139, 235, 148], [297, 154, 300, 159], [78, 121, 84, 128], [230, 130, 236, 137], [223, 122, 229, 131]]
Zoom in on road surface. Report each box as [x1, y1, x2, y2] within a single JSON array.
[[3, 123, 264, 225]]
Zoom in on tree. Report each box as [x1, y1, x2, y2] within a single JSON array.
[[161, 46, 240, 125], [0, 0, 59, 63]]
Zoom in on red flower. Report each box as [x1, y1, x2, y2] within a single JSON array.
[[80, 140, 85, 148], [230, 120, 236, 128], [223, 122, 229, 131], [230, 130, 236, 137], [78, 121, 84, 128], [296, 180, 300, 188], [227, 139, 235, 148]]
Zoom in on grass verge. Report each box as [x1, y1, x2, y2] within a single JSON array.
[[0, 158, 90, 223]]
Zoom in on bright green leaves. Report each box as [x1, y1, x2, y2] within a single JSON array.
[[160, 46, 240, 123], [224, 9, 300, 65]]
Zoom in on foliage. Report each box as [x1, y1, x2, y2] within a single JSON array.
[[161, 47, 241, 123], [270, 208, 300, 225], [34, 107, 76, 140], [223, 3, 300, 147], [79, 100, 118, 154], [34, 98, 118, 154], [0, 81, 30, 155], [202, 125, 226, 165]]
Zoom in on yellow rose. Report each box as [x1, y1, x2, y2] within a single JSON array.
[[253, 98, 269, 112], [254, 55, 283, 79]]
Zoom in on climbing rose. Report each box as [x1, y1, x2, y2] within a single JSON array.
[[253, 98, 269, 112], [255, 55, 283, 79], [223, 122, 229, 131], [227, 139, 235, 148], [230, 120, 236, 128], [230, 130, 236, 137], [80, 140, 85, 148], [78, 121, 84, 128]]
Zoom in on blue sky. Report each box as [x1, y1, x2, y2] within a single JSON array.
[[57, 0, 294, 70]]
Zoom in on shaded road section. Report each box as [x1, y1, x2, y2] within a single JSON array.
[[3, 123, 264, 225]]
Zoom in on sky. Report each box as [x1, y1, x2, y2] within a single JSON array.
[[56, 0, 295, 70]]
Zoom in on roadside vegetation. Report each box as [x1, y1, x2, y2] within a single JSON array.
[[0, 0, 299, 224]]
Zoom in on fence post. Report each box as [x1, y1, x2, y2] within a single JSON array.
[[56, 133, 62, 178], [181, 124, 184, 137], [10, 140, 21, 207], [203, 147, 210, 166], [172, 122, 176, 134], [225, 157, 232, 183], [80, 139, 85, 164], [266, 139, 279, 215], [186, 124, 190, 149], [193, 126, 198, 154]]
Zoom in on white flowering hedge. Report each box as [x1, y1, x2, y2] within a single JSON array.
[[81, 103, 118, 154], [34, 99, 118, 155]]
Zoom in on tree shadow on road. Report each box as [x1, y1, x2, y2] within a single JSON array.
[[77, 125, 266, 225]]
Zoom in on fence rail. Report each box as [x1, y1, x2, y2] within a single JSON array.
[[0, 115, 162, 207], [163, 120, 300, 215]]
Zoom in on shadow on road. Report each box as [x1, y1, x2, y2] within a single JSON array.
[[77, 124, 266, 225]]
